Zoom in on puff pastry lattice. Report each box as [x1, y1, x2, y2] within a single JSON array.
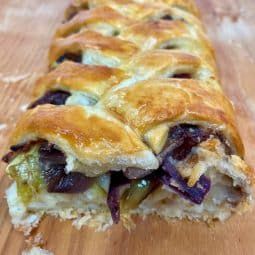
[[3, 0, 254, 233]]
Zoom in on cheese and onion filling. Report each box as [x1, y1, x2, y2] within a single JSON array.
[[28, 90, 97, 109], [4, 125, 249, 224]]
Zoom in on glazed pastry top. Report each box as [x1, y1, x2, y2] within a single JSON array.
[[10, 0, 246, 176]]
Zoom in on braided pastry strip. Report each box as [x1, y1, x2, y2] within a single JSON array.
[[4, 0, 254, 233]]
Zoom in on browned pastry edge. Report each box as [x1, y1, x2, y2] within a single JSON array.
[[10, 104, 155, 164], [56, 6, 133, 38], [64, 0, 201, 20], [33, 61, 128, 98], [102, 78, 244, 156], [48, 30, 138, 67], [4, 0, 255, 234]]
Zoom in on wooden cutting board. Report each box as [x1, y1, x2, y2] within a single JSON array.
[[0, 0, 255, 254]]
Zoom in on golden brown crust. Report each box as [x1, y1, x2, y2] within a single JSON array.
[[119, 20, 215, 69], [11, 105, 138, 155], [102, 78, 244, 156], [56, 6, 133, 38], [9, 0, 250, 174], [5, 0, 255, 231], [65, 0, 200, 20], [125, 49, 218, 82], [33, 61, 128, 99], [121, 20, 189, 44], [36, 50, 219, 101], [127, 49, 200, 75], [140, 0, 200, 16], [11, 105, 158, 172], [48, 30, 138, 68], [130, 49, 201, 69]]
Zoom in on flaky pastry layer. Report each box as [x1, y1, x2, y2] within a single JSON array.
[[4, 0, 255, 234]]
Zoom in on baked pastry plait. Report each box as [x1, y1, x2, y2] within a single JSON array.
[[3, 0, 254, 233]]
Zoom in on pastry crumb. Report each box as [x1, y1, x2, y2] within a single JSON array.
[[0, 123, 7, 130], [0, 73, 31, 83], [21, 247, 54, 255], [25, 233, 44, 247], [20, 104, 28, 112]]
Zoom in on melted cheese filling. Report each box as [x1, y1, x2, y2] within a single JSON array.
[[136, 141, 251, 221], [6, 138, 252, 229], [81, 23, 118, 37], [82, 49, 120, 67], [66, 91, 97, 106]]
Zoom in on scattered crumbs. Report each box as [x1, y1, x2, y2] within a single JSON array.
[[0, 73, 31, 83], [246, 98, 255, 117], [0, 123, 7, 130], [213, 6, 245, 23], [216, 17, 252, 42], [20, 104, 28, 112], [25, 233, 44, 247], [229, 100, 236, 110], [21, 247, 54, 255], [0, 3, 60, 33], [0, 72, 41, 85]]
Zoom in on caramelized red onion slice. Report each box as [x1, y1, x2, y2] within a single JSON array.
[[2, 151, 17, 164], [160, 157, 211, 204], [107, 171, 130, 224], [52, 172, 95, 193], [56, 53, 82, 64], [161, 14, 173, 20], [2, 141, 39, 163], [159, 124, 233, 163], [39, 143, 95, 193], [215, 132, 232, 155], [123, 167, 154, 179], [28, 90, 71, 109], [158, 124, 210, 164], [170, 124, 210, 160], [172, 73, 192, 79], [65, 10, 79, 22], [64, 4, 89, 23], [10, 143, 32, 152]]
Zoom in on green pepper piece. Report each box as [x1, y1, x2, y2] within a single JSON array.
[[7, 145, 46, 204], [89, 182, 107, 198], [123, 178, 159, 209]]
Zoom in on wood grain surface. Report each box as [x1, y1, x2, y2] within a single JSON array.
[[0, 0, 255, 254]]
